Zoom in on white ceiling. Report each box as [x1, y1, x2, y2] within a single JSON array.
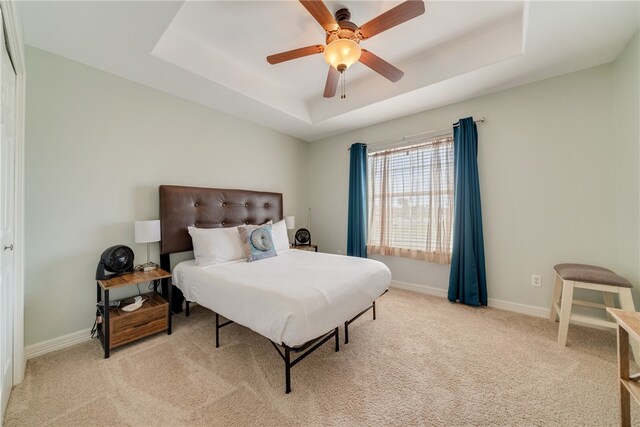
[[19, 1, 640, 141]]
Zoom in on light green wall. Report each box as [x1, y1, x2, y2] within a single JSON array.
[[24, 47, 309, 346], [25, 36, 640, 347], [309, 62, 638, 310], [613, 31, 640, 295]]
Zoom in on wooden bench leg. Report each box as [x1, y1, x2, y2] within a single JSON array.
[[602, 292, 615, 320], [558, 280, 574, 347], [618, 288, 640, 362], [550, 273, 563, 322]]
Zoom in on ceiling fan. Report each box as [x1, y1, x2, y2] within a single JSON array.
[[267, 0, 425, 98]]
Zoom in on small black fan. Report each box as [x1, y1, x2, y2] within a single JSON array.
[[294, 228, 311, 246], [95, 245, 134, 280]]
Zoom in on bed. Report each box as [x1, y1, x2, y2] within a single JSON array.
[[158, 185, 391, 393]]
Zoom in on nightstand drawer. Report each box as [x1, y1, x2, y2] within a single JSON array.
[[109, 293, 168, 348]]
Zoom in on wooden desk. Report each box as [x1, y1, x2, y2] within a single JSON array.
[[607, 308, 640, 426]]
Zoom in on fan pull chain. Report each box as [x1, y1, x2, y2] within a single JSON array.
[[340, 71, 346, 99]]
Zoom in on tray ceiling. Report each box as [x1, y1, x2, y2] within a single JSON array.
[[19, 1, 640, 141]]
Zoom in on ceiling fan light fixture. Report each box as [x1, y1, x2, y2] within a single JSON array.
[[323, 39, 361, 72]]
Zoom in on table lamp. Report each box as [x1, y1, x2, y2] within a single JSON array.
[[134, 220, 161, 271]]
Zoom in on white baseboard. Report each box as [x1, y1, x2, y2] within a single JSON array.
[[391, 280, 448, 299], [390, 280, 550, 319], [488, 297, 549, 318], [25, 328, 92, 359]]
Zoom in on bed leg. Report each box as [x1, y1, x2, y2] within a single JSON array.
[[285, 347, 291, 394], [215, 313, 220, 348], [186, 301, 190, 317], [344, 321, 349, 344], [335, 327, 340, 352], [373, 301, 376, 320]]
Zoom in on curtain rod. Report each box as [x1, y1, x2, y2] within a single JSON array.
[[453, 117, 485, 127], [348, 117, 486, 151]]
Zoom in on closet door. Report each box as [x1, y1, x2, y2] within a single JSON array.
[[0, 10, 16, 418]]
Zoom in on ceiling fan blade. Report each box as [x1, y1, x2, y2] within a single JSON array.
[[359, 49, 404, 82], [299, 1, 339, 32], [267, 45, 324, 64], [323, 66, 340, 98], [358, 0, 425, 40]]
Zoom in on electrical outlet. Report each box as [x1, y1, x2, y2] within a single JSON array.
[[337, 250, 343, 255], [531, 274, 542, 287]]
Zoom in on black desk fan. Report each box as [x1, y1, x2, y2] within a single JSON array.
[[95, 245, 134, 280], [294, 228, 311, 246]]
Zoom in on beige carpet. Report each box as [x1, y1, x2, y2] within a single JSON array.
[[4, 289, 639, 426]]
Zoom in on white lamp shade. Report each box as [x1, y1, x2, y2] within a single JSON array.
[[284, 216, 295, 230], [135, 220, 161, 243]]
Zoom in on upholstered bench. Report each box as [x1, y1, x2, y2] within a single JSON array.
[[549, 263, 638, 360]]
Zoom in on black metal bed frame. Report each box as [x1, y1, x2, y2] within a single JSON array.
[[270, 328, 339, 394], [184, 294, 384, 394], [344, 289, 388, 344]]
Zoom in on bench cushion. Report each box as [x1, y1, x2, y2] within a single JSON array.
[[554, 263, 632, 288]]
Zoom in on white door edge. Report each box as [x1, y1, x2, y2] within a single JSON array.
[[0, 0, 26, 390]]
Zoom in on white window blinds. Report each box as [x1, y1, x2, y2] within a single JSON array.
[[367, 136, 454, 264]]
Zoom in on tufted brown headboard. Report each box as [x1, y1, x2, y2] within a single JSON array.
[[159, 185, 284, 255]]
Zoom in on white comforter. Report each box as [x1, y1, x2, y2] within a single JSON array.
[[173, 249, 391, 347]]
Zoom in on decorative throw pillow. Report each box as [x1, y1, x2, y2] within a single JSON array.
[[237, 224, 277, 262]]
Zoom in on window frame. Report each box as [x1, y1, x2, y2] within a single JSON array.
[[366, 135, 454, 264]]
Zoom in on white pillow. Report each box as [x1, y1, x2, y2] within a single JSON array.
[[187, 226, 244, 265], [271, 219, 290, 253]]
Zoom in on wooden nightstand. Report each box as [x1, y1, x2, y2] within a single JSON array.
[[292, 244, 318, 252], [96, 268, 172, 358]]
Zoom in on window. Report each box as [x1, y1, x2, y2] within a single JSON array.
[[367, 135, 454, 264]]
